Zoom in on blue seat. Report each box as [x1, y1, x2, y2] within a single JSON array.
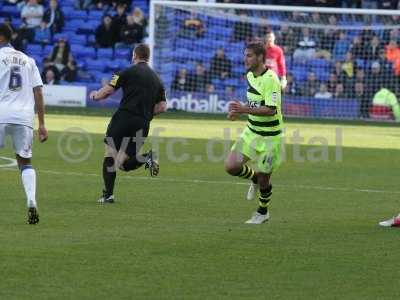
[[64, 20, 86, 33], [91, 71, 110, 82], [26, 44, 43, 56], [106, 59, 122, 72], [97, 48, 114, 59], [0, 5, 19, 18], [87, 10, 104, 21], [114, 48, 131, 60], [85, 59, 106, 72], [71, 44, 96, 59], [43, 45, 53, 56], [66, 10, 87, 21], [68, 34, 87, 45]]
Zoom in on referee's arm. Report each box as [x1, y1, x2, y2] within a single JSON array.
[[89, 85, 115, 101]]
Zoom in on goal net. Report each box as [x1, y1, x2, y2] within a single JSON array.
[[149, 1, 400, 121]]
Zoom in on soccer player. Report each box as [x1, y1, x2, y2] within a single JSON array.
[[0, 24, 48, 224], [89, 43, 167, 204], [379, 214, 400, 227], [264, 31, 287, 89], [225, 41, 283, 224]]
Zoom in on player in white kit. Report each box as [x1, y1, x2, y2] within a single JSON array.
[[0, 24, 48, 224]]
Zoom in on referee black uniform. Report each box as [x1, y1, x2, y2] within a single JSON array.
[[95, 45, 167, 203], [106, 62, 166, 160]]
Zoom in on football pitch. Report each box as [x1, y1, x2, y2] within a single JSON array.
[[0, 112, 399, 299]]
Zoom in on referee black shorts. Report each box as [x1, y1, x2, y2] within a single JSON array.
[[104, 110, 150, 158]]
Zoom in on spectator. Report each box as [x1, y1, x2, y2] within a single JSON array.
[[189, 63, 210, 92], [365, 61, 385, 99], [131, 7, 147, 41], [119, 14, 143, 46], [276, 24, 298, 56], [209, 48, 232, 80], [232, 11, 253, 42], [225, 85, 236, 99], [350, 36, 365, 60], [333, 31, 350, 60], [61, 60, 77, 82], [355, 82, 370, 118], [315, 83, 333, 99], [43, 69, 59, 85], [20, 0, 44, 42], [95, 15, 116, 48], [171, 68, 190, 91], [112, 4, 127, 43], [300, 72, 319, 97], [43, 0, 64, 35], [34, 21, 51, 45], [293, 28, 317, 60], [285, 73, 299, 96], [41, 58, 61, 80], [48, 37, 74, 73], [333, 60, 346, 82], [341, 51, 355, 92], [205, 83, 216, 93], [179, 11, 205, 39], [364, 35, 382, 61], [21, 0, 44, 29], [327, 72, 338, 94], [333, 83, 346, 98]]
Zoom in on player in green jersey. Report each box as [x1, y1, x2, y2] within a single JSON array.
[[225, 41, 283, 224]]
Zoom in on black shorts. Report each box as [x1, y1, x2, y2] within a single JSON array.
[[104, 110, 150, 157]]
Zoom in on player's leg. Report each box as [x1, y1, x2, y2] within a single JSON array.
[[379, 213, 400, 227], [224, 151, 258, 184], [9, 124, 39, 224], [245, 136, 282, 225]]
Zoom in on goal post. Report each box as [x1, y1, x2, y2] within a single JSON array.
[[149, 1, 400, 121]]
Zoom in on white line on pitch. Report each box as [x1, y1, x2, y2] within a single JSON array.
[[2, 167, 400, 195]]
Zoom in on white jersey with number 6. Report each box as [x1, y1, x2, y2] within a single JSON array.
[[0, 45, 43, 128]]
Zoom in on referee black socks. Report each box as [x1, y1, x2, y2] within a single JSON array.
[[103, 157, 116, 197]]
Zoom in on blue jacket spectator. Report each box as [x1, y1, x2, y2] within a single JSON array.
[[333, 31, 351, 60]]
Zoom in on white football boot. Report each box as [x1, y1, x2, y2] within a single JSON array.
[[245, 211, 270, 224]]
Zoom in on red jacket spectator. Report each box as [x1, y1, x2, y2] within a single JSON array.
[[264, 32, 287, 88]]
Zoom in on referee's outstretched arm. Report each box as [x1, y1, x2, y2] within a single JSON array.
[[89, 85, 115, 101]]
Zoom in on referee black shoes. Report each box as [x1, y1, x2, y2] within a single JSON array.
[[27, 207, 39, 225], [144, 150, 159, 177]]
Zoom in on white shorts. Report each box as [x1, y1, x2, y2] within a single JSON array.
[[0, 124, 33, 158]]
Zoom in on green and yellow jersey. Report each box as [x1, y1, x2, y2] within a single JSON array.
[[246, 69, 283, 137]]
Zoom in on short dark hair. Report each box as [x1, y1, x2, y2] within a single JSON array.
[[134, 43, 150, 61], [246, 41, 265, 61], [0, 23, 13, 42]]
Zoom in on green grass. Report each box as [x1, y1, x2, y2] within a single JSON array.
[[0, 114, 399, 300]]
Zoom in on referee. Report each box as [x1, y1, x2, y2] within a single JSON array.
[[89, 43, 167, 204]]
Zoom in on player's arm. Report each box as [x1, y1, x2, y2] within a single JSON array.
[[229, 101, 276, 116], [89, 84, 115, 101], [33, 86, 48, 143]]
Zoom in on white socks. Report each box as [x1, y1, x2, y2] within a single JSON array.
[[21, 166, 37, 208]]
